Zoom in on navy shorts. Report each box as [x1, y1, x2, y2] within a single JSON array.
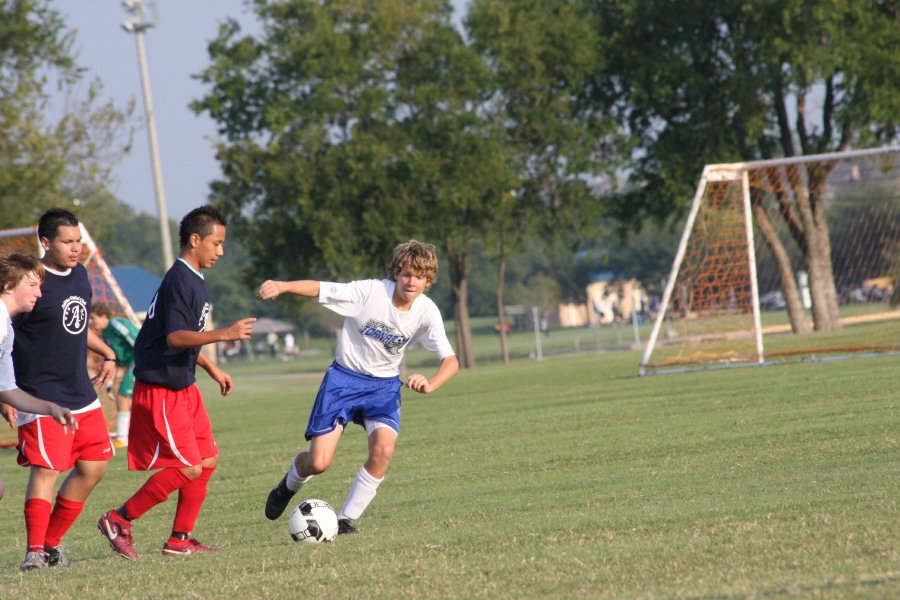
[[305, 362, 403, 441]]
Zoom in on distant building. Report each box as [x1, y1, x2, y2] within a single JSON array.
[[586, 277, 645, 325]]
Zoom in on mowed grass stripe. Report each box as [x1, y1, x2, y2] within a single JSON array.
[[0, 351, 896, 598]]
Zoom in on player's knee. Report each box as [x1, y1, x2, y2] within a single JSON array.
[[181, 464, 203, 480], [305, 455, 332, 475], [369, 443, 394, 466]]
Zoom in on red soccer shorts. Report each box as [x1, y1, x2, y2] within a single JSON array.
[[17, 407, 114, 471], [128, 381, 218, 471]]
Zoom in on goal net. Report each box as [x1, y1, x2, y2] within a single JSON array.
[[640, 146, 900, 375], [0, 223, 140, 445]]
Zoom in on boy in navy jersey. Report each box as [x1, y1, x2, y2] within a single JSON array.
[[98, 205, 255, 559], [7, 209, 118, 572], [257, 241, 458, 534], [0, 253, 78, 504]]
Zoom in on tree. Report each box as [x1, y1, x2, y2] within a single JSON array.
[[593, 0, 900, 333], [195, 1, 625, 368], [194, 0, 508, 368], [465, 0, 623, 360], [0, 0, 133, 231]]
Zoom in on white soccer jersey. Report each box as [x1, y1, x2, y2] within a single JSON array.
[[319, 279, 455, 378], [0, 301, 16, 393]]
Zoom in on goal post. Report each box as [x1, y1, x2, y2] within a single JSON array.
[[640, 145, 900, 375]]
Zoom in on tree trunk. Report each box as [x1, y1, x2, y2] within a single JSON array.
[[447, 250, 475, 369], [496, 234, 509, 366], [805, 232, 836, 331], [794, 174, 841, 331], [753, 203, 810, 333]]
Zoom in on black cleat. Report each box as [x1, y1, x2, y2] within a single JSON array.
[[45, 544, 70, 567], [265, 474, 296, 520], [337, 518, 359, 535]]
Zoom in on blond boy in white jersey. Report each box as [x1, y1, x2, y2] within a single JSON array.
[[257, 240, 459, 533]]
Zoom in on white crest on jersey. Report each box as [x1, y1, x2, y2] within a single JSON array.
[[147, 292, 158, 319], [62, 296, 88, 335], [199, 302, 211, 331]]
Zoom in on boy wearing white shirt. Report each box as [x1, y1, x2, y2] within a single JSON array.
[[0, 252, 78, 569], [0, 254, 78, 429], [258, 240, 459, 533]]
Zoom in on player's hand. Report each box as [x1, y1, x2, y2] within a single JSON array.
[[1, 403, 15, 429], [92, 359, 117, 388], [49, 405, 78, 435], [226, 318, 256, 341], [405, 373, 433, 394], [256, 280, 281, 301], [211, 368, 234, 397]]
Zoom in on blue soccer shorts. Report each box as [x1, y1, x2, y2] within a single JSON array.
[[305, 361, 403, 440]]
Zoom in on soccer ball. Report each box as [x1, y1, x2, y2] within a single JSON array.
[[288, 499, 338, 543]]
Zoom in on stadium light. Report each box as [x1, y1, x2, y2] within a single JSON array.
[[121, 0, 175, 269]]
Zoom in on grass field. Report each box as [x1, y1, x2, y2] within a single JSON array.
[[0, 350, 898, 598]]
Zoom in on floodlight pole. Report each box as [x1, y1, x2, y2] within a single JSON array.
[[122, 0, 174, 269]]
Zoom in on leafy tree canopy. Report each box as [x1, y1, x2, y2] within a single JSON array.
[[0, 0, 134, 233]]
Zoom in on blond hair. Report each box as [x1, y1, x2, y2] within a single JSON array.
[[388, 240, 438, 284], [0, 253, 45, 293]]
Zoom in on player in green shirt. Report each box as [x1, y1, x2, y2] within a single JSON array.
[[89, 303, 139, 448]]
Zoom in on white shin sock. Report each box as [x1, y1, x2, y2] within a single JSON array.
[[116, 411, 130, 441], [285, 456, 313, 492], [339, 465, 383, 521]]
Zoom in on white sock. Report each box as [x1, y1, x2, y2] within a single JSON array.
[[285, 457, 312, 492], [116, 411, 130, 441], [339, 465, 383, 521]]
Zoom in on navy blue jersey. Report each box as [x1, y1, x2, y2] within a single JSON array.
[[12, 264, 95, 410], [134, 259, 211, 391]]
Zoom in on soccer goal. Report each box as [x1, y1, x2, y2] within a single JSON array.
[[640, 145, 900, 375], [0, 223, 140, 326]]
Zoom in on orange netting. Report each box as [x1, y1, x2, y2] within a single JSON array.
[[643, 148, 900, 372]]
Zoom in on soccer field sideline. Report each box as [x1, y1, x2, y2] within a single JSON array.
[[0, 351, 898, 598]]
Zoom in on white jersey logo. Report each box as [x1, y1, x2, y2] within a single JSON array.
[[146, 292, 158, 320], [359, 318, 409, 356], [199, 302, 211, 331], [62, 296, 88, 335]]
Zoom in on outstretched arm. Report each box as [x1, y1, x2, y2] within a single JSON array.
[[167, 317, 256, 349], [257, 280, 321, 301], [0, 388, 78, 432], [405, 355, 459, 395]]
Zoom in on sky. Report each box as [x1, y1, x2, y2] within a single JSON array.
[[56, 0, 468, 221]]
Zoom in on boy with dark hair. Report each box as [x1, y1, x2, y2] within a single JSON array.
[[7, 208, 119, 572], [98, 205, 255, 559], [89, 302, 139, 448], [257, 240, 458, 533], [0, 253, 78, 502]]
